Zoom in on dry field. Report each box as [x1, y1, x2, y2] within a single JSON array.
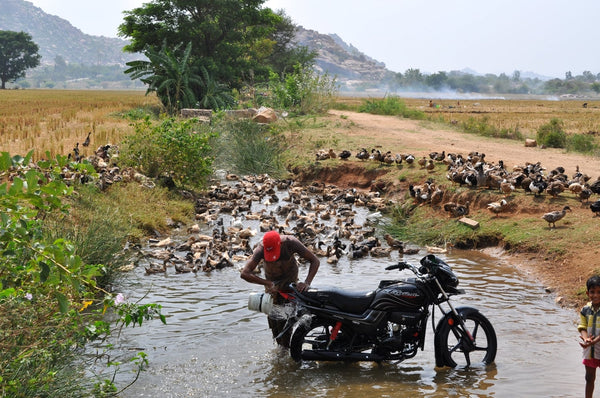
[[337, 96, 600, 138], [0, 90, 160, 159], [2, 91, 599, 162]]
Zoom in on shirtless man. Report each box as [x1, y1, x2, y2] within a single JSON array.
[[241, 230, 320, 347]]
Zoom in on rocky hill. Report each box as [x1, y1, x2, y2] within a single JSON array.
[[0, 0, 142, 66], [294, 27, 394, 88]]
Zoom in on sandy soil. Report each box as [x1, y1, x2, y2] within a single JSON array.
[[322, 110, 600, 309]]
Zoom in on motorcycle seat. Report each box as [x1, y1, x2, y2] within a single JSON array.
[[303, 288, 375, 314]]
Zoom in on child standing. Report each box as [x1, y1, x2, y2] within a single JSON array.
[[579, 275, 600, 398]]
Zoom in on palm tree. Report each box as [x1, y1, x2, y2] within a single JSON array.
[[125, 41, 202, 114]]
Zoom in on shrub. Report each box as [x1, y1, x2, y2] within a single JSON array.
[[567, 133, 597, 154], [358, 95, 426, 119], [119, 117, 216, 189], [536, 118, 567, 148], [266, 64, 338, 114]]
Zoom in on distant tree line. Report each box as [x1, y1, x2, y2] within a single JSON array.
[[380, 68, 600, 95]]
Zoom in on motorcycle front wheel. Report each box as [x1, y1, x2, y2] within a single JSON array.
[[290, 318, 352, 362], [437, 310, 497, 368]]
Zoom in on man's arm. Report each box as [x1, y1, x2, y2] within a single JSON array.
[[241, 251, 277, 293]]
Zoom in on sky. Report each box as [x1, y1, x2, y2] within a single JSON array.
[[28, 0, 600, 79]]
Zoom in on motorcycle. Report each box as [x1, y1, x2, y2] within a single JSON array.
[[272, 254, 497, 367]]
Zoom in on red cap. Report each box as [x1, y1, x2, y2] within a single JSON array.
[[263, 231, 281, 262]]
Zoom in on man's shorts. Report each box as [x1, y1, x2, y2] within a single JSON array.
[[583, 358, 600, 368]]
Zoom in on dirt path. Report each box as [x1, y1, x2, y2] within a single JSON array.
[[329, 109, 600, 179]]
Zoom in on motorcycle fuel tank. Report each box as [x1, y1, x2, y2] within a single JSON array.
[[371, 280, 427, 311]]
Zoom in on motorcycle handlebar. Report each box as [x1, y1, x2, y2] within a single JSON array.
[[385, 261, 410, 271]]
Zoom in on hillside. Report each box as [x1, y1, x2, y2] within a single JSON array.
[[0, 0, 142, 66], [294, 27, 394, 88]]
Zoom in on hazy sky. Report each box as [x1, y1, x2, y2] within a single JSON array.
[[28, 0, 600, 78]]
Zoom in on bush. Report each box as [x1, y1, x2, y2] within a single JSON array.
[[266, 65, 338, 114], [567, 133, 598, 154], [119, 117, 216, 189], [536, 118, 567, 148], [358, 95, 426, 119]]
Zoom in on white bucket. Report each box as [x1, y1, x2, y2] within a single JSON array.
[[248, 292, 273, 315]]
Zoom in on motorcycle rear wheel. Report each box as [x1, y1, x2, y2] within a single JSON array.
[[437, 311, 497, 368]]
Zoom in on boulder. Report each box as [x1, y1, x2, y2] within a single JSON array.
[[181, 108, 213, 118], [252, 107, 278, 123], [524, 138, 537, 147]]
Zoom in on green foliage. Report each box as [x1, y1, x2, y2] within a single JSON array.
[[125, 41, 202, 114], [359, 95, 426, 119], [214, 118, 286, 176], [0, 30, 41, 89], [119, 117, 216, 189], [266, 65, 338, 114], [196, 66, 237, 110], [536, 118, 567, 148], [0, 152, 166, 397], [567, 133, 598, 154]]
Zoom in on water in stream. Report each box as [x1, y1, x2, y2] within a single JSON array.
[[109, 246, 582, 398]]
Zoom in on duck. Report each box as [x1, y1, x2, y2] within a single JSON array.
[[541, 206, 571, 228], [500, 179, 515, 197], [426, 242, 453, 254], [579, 188, 593, 203], [429, 186, 444, 206], [145, 260, 167, 275], [356, 148, 369, 160], [590, 200, 600, 217], [487, 199, 508, 217], [451, 201, 470, 217], [339, 150, 352, 160], [425, 159, 436, 172], [545, 180, 565, 198], [443, 201, 458, 215], [403, 154, 415, 165], [384, 233, 404, 249], [369, 246, 392, 257], [82, 131, 91, 147], [418, 156, 427, 168], [529, 175, 547, 196]]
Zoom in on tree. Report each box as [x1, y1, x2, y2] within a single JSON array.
[[118, 0, 281, 89], [264, 10, 317, 76], [0, 30, 41, 89]]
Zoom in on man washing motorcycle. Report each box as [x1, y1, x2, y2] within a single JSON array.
[[241, 230, 320, 347]]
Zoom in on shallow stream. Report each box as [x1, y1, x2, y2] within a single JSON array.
[[109, 177, 584, 397]]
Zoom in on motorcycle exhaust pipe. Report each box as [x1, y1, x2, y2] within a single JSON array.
[[300, 350, 385, 362]]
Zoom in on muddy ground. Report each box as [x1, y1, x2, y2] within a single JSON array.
[[294, 110, 600, 310]]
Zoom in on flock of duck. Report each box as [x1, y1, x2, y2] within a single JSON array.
[[315, 147, 600, 229], [140, 144, 600, 275], [141, 173, 419, 275]]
